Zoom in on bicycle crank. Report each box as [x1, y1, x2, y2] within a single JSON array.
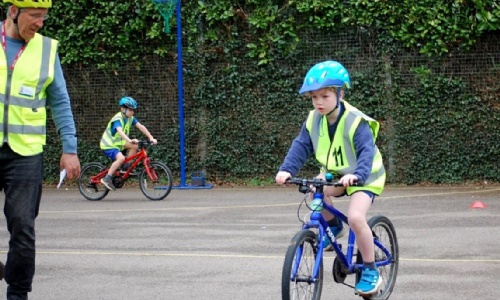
[[332, 256, 349, 284]]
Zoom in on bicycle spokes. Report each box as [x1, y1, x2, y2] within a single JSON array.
[[139, 161, 173, 200], [356, 216, 399, 300], [78, 163, 110, 201], [282, 230, 323, 300]]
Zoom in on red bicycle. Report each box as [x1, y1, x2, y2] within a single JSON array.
[[78, 140, 173, 201]]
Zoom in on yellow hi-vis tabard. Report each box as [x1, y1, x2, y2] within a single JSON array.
[[305, 100, 386, 195], [100, 112, 133, 150], [0, 33, 58, 156]]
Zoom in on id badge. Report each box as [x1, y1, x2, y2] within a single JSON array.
[[19, 85, 35, 97]]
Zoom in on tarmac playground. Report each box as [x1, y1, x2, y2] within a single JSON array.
[[1, 184, 499, 299]]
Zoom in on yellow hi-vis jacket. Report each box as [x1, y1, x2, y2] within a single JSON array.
[[305, 100, 386, 195], [0, 33, 58, 156], [100, 112, 133, 151]]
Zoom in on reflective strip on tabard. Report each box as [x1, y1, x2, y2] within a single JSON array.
[[0, 123, 46, 135], [337, 112, 358, 173], [0, 94, 46, 108], [34, 36, 52, 100]]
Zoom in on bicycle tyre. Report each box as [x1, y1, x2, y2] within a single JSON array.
[[139, 161, 173, 200], [281, 230, 323, 300], [355, 215, 399, 300], [78, 162, 109, 201]]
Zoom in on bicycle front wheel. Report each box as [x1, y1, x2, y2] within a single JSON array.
[[356, 215, 399, 300], [139, 161, 173, 200], [78, 162, 109, 201], [282, 230, 323, 300]]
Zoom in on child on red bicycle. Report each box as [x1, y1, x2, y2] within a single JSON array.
[[100, 96, 157, 190], [275, 61, 386, 296]]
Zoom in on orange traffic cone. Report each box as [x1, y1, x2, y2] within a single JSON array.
[[470, 201, 487, 209]]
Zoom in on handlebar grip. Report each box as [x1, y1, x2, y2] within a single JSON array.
[[333, 181, 365, 187]]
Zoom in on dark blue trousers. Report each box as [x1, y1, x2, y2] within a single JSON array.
[[0, 144, 43, 300]]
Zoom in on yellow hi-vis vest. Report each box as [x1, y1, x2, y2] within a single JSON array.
[[0, 33, 58, 156], [305, 100, 386, 195], [100, 112, 133, 150]]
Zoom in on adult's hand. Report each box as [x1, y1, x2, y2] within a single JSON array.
[[60, 153, 81, 179]]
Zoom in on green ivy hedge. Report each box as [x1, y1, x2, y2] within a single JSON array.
[[38, 1, 499, 184], [43, 60, 499, 184]]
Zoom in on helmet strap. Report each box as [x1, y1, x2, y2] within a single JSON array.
[[326, 88, 343, 116], [326, 106, 338, 116], [11, 7, 23, 39], [12, 7, 21, 24]]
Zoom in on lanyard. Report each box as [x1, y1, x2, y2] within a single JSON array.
[[2, 22, 27, 71]]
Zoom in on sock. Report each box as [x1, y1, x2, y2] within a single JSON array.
[[364, 261, 376, 270]]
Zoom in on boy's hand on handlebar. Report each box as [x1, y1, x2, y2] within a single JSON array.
[[338, 174, 358, 187], [150, 138, 158, 145], [275, 171, 292, 185], [130, 139, 139, 144]]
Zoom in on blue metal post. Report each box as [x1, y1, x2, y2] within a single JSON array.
[[172, 0, 212, 189], [176, 0, 186, 187]]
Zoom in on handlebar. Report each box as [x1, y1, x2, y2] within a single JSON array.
[[285, 177, 364, 187], [285, 174, 364, 221], [285, 174, 363, 194], [136, 140, 156, 149]]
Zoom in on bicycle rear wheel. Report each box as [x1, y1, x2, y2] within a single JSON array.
[[282, 230, 323, 300], [356, 215, 399, 300], [78, 162, 109, 201], [139, 161, 173, 200]]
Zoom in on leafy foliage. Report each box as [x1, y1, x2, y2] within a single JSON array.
[[43, 0, 173, 69], [345, 0, 500, 55], [36, 0, 499, 184]]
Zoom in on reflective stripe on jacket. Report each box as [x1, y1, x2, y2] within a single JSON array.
[[305, 100, 386, 195], [0, 33, 57, 156], [100, 112, 133, 150]]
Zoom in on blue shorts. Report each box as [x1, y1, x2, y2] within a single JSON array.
[[103, 148, 121, 161], [334, 190, 376, 203]]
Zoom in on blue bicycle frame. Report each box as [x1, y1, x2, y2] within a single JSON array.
[[300, 191, 394, 280]]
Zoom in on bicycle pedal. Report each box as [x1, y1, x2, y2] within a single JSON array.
[[355, 291, 379, 297]]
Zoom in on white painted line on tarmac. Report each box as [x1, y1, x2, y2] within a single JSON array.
[[400, 257, 500, 263], [39, 187, 500, 214], [1, 250, 499, 262], [378, 187, 500, 200], [39, 203, 305, 214]]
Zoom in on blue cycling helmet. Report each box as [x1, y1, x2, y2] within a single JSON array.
[[299, 61, 351, 95], [118, 96, 138, 109]]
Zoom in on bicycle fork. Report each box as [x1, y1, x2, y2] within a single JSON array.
[[143, 158, 158, 181]]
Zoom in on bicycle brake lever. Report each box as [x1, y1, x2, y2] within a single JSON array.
[[298, 185, 310, 194]]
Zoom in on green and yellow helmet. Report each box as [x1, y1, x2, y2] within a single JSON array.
[[3, 0, 52, 8]]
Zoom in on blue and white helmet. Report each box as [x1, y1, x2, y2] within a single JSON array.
[[299, 61, 351, 95], [118, 96, 138, 109]]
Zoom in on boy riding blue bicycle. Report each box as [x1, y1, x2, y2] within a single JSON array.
[[100, 96, 157, 191], [275, 60, 386, 296]]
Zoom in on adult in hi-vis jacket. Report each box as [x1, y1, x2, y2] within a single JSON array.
[[0, 0, 80, 299]]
